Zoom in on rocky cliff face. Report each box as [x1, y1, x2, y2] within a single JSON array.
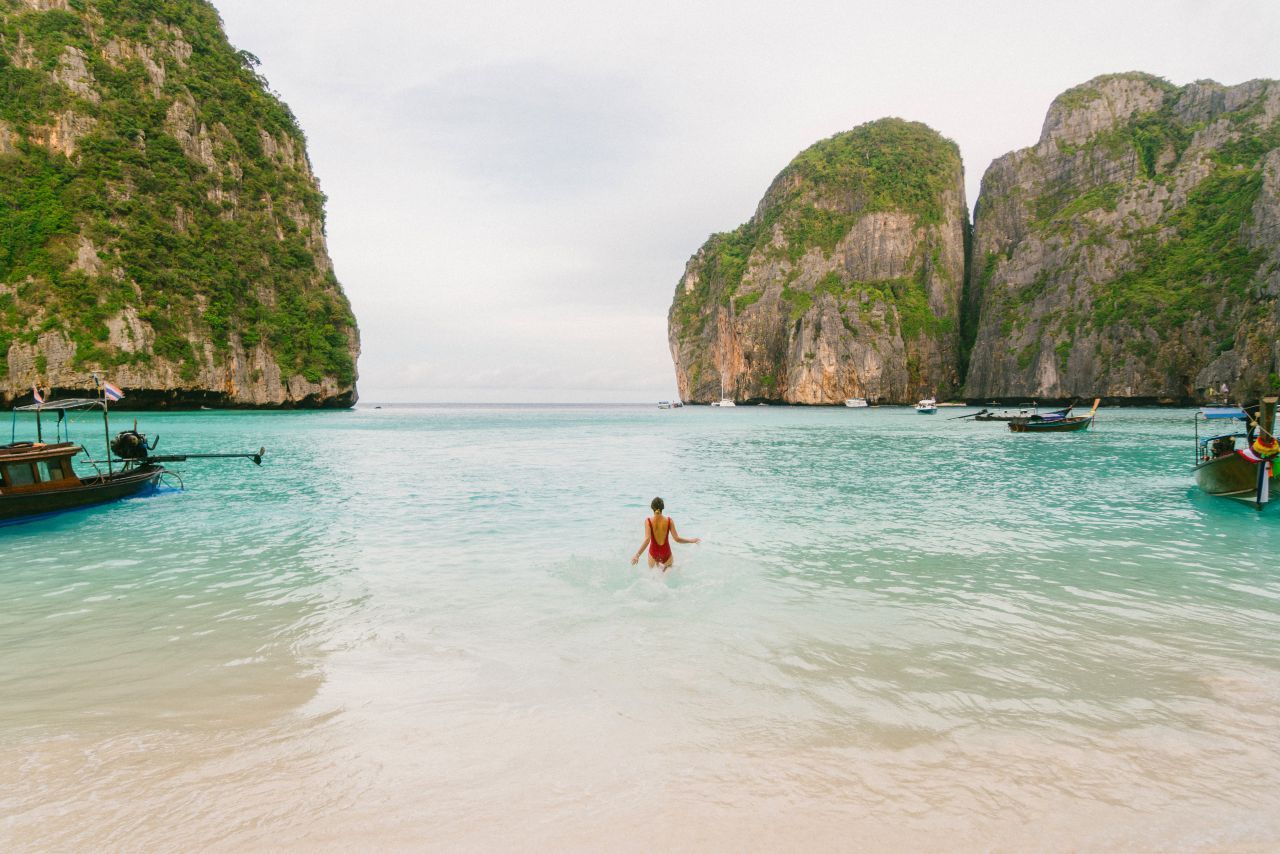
[[668, 119, 967, 404], [965, 73, 1280, 403], [0, 0, 358, 408]]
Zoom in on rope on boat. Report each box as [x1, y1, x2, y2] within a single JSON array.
[[1247, 414, 1277, 445]]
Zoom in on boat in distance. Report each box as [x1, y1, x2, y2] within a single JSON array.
[[1, 393, 263, 523], [845, 398, 868, 408], [1193, 396, 1278, 510], [915, 398, 938, 414], [1009, 399, 1100, 433]]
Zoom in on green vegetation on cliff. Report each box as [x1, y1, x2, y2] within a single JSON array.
[[0, 0, 356, 388], [1085, 102, 1280, 338], [671, 118, 962, 336], [1094, 161, 1271, 333], [780, 118, 960, 226], [966, 73, 1280, 401]]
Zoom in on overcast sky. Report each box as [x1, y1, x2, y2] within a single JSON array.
[[215, 0, 1279, 403]]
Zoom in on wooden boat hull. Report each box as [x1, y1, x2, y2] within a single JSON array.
[[0, 465, 164, 521], [1195, 453, 1277, 507], [1009, 417, 1092, 433]]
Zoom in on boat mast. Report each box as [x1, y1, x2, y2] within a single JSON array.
[[1260, 396, 1277, 439], [1193, 409, 1199, 466], [1242, 397, 1279, 510], [93, 373, 112, 476]]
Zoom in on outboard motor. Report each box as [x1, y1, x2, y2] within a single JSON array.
[[111, 429, 158, 461]]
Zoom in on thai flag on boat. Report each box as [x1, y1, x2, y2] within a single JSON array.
[[32, 385, 43, 404], [103, 380, 125, 402]]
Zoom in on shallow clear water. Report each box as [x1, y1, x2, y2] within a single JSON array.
[[2, 405, 1278, 851]]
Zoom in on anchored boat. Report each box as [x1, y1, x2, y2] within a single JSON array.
[[915, 398, 938, 414], [1193, 397, 1278, 510], [1009, 399, 1100, 433], [1, 395, 263, 523]]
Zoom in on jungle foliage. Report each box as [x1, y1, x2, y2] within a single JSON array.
[[0, 0, 355, 387]]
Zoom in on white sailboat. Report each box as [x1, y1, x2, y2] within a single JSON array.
[[712, 377, 735, 407]]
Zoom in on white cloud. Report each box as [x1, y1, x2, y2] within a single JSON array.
[[398, 61, 662, 197]]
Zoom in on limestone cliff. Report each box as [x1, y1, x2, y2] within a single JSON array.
[[0, 0, 358, 408], [668, 119, 967, 404], [965, 73, 1280, 403]]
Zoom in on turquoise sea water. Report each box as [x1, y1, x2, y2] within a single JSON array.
[[2, 404, 1279, 850]]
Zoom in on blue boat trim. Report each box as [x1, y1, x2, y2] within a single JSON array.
[[1199, 406, 1247, 420]]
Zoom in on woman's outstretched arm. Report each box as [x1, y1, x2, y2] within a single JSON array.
[[631, 521, 651, 564], [670, 519, 700, 545]]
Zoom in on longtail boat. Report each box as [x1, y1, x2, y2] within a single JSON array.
[[973, 403, 1073, 422], [1193, 396, 1278, 510], [1009, 399, 1100, 433], [1, 394, 263, 523]]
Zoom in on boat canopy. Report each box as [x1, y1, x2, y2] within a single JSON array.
[[1199, 406, 1247, 420], [14, 398, 106, 412]]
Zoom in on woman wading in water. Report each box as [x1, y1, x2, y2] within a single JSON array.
[[631, 497, 699, 570]]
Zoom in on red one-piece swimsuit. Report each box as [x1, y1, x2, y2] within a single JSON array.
[[648, 517, 673, 563]]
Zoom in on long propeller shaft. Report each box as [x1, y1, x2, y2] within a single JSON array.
[[86, 447, 265, 466], [149, 451, 264, 465]]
